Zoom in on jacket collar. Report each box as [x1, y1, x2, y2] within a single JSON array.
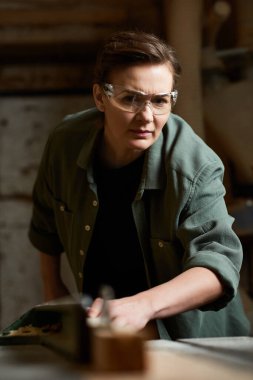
[[77, 110, 167, 191], [77, 112, 103, 171], [143, 130, 166, 190]]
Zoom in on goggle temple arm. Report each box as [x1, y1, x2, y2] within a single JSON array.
[[103, 83, 114, 97], [171, 90, 178, 106]]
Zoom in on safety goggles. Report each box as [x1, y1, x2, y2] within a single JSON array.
[[103, 83, 178, 115]]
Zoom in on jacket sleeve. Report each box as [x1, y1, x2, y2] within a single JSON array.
[[28, 133, 64, 255], [177, 160, 243, 310]]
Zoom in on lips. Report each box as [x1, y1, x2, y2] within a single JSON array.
[[130, 129, 153, 136]]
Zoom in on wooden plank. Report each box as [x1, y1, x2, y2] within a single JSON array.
[[1, 340, 253, 380], [0, 9, 127, 26], [0, 63, 94, 92], [0, 26, 117, 46], [179, 337, 253, 363], [146, 345, 253, 380], [0, 0, 148, 10]]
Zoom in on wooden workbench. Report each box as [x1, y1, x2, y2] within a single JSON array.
[[1, 337, 253, 380]]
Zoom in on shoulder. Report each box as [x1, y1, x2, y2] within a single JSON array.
[[38, 107, 103, 174], [45, 107, 103, 155], [163, 113, 224, 181], [62, 107, 101, 123], [53, 107, 103, 139]]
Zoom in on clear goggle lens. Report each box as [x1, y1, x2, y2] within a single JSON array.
[[103, 83, 178, 115]]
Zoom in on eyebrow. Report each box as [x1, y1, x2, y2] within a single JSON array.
[[121, 88, 171, 97]]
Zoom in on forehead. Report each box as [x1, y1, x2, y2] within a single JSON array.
[[108, 63, 174, 93]]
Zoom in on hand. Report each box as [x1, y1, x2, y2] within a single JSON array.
[[87, 293, 153, 331]]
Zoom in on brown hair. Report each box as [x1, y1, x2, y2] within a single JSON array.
[[93, 30, 181, 88]]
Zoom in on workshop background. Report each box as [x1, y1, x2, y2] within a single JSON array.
[[0, 0, 252, 331]]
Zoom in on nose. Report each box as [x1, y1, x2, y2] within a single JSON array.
[[136, 101, 154, 122]]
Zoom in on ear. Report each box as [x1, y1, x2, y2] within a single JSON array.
[[93, 84, 105, 112]]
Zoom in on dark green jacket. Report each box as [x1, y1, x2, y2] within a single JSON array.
[[29, 108, 250, 339]]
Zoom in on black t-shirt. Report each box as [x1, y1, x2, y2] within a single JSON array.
[[82, 155, 148, 299]]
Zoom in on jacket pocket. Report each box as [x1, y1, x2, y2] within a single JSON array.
[[150, 238, 183, 283]]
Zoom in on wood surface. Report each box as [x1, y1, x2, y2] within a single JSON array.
[[1, 338, 253, 380]]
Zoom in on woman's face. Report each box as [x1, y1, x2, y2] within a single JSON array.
[[93, 63, 174, 167]]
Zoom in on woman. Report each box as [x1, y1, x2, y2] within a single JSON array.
[[29, 31, 250, 339]]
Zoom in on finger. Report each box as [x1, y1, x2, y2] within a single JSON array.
[[87, 297, 104, 317]]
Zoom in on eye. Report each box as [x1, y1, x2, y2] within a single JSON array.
[[120, 94, 136, 104], [152, 95, 170, 107], [119, 93, 145, 107]]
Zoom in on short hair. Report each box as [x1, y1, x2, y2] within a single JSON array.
[[93, 30, 181, 88]]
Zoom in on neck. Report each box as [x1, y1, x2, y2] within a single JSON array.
[[99, 139, 144, 169]]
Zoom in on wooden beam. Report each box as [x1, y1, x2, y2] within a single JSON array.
[[164, 0, 205, 139], [0, 63, 94, 93], [0, 9, 127, 26], [0, 26, 116, 46]]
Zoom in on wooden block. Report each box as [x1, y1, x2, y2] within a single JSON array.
[[91, 328, 145, 372]]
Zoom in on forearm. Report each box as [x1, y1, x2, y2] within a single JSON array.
[[88, 267, 224, 331], [142, 267, 224, 320], [40, 252, 70, 302]]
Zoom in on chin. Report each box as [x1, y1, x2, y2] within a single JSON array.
[[128, 142, 152, 152]]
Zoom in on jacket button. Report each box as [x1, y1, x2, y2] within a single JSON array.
[[84, 225, 91, 231], [92, 200, 98, 207], [78, 272, 83, 279], [59, 205, 65, 212], [79, 249, 84, 256]]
